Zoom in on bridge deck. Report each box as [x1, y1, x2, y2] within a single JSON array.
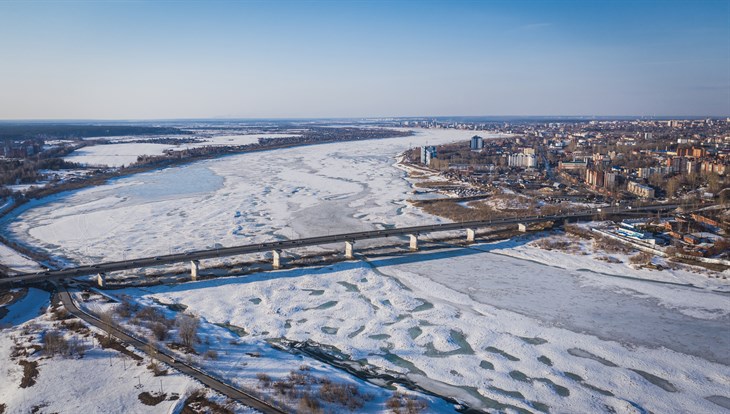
[[1, 204, 680, 285]]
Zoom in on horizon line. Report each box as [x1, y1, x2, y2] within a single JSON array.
[[0, 114, 728, 123]]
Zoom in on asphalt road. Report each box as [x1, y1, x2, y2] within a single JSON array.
[[57, 287, 287, 414], [3, 203, 681, 285]]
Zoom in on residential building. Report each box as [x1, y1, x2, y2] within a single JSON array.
[[627, 181, 655, 198], [507, 153, 537, 168], [420, 146, 437, 165], [558, 160, 588, 171]]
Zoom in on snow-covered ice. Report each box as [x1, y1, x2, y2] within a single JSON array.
[[62, 133, 301, 167], [64, 143, 177, 167], [128, 254, 730, 413], [5, 129, 487, 263], [0, 243, 44, 273], [2, 128, 729, 413]]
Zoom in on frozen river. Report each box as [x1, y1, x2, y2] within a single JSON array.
[[371, 242, 730, 365], [3, 128, 729, 413], [3, 128, 486, 263]]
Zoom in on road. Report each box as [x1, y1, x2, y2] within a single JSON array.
[[2, 203, 681, 285], [57, 286, 287, 414]]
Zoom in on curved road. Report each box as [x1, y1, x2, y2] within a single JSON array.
[[57, 286, 287, 414]]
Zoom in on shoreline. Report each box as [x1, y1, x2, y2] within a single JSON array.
[[0, 130, 415, 221]]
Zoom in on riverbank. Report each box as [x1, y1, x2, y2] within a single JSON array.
[[0, 128, 414, 221]]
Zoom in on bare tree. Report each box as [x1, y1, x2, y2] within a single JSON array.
[[176, 314, 199, 348], [100, 310, 116, 341], [666, 177, 681, 199], [706, 172, 722, 194]]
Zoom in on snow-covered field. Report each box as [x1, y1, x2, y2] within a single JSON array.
[[128, 250, 730, 414], [5, 129, 488, 264], [63, 143, 177, 167], [0, 288, 257, 414], [75, 287, 454, 414], [63, 133, 300, 167]]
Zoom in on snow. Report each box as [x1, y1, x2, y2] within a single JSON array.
[[4, 129, 490, 264], [187, 133, 300, 147], [64, 143, 177, 167], [0, 289, 258, 414], [62, 134, 301, 167], [0, 288, 48, 327], [124, 254, 730, 414], [0, 243, 44, 273], [77, 287, 456, 414], [2, 128, 729, 413]]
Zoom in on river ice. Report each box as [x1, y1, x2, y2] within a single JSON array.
[[3, 129, 728, 413]]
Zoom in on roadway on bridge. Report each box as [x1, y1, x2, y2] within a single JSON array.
[[1, 204, 680, 285]]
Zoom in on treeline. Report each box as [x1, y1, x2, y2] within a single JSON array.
[[134, 127, 413, 165], [259, 127, 412, 146], [1, 127, 413, 214], [0, 124, 190, 140], [0, 141, 86, 186], [0, 158, 84, 186], [121, 137, 205, 145]]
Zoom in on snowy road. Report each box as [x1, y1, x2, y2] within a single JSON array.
[[57, 287, 278, 414]]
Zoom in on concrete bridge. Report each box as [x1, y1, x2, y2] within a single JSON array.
[[0, 203, 681, 286]]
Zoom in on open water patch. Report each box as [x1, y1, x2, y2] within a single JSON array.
[[348, 325, 366, 338], [567, 347, 618, 367], [411, 299, 434, 312], [337, 281, 360, 292], [310, 300, 338, 310], [537, 355, 553, 366], [485, 346, 520, 361], [321, 326, 339, 335], [630, 369, 677, 392], [706, 395, 730, 410], [408, 326, 423, 340]]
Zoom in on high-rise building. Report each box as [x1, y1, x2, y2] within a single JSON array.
[[507, 153, 537, 168], [470, 135, 484, 150], [420, 146, 437, 165]]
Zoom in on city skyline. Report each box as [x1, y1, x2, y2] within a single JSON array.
[[1, 0, 729, 119]]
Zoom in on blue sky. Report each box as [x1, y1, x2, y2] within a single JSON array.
[[0, 0, 728, 119]]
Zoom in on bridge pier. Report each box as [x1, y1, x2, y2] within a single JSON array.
[[518, 223, 528, 233], [345, 241, 354, 259], [466, 228, 475, 243], [190, 260, 200, 281], [408, 234, 419, 251], [272, 250, 282, 269], [96, 272, 106, 288]]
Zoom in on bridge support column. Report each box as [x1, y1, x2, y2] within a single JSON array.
[[518, 223, 528, 233], [466, 228, 475, 243], [408, 234, 418, 251], [272, 250, 282, 270], [345, 241, 354, 259], [190, 260, 200, 281], [96, 272, 106, 288]]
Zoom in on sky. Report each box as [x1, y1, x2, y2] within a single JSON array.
[[0, 0, 728, 119]]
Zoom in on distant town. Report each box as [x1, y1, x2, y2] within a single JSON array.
[[397, 117, 728, 263]]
